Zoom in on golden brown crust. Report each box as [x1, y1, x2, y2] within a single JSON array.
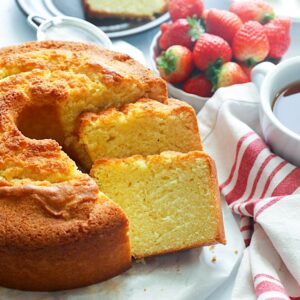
[[0, 41, 164, 83], [0, 196, 131, 290], [0, 177, 132, 290], [83, 0, 168, 20], [0, 41, 167, 102], [0, 173, 131, 290], [202, 154, 226, 245]]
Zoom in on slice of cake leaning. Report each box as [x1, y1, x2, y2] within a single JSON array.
[[91, 151, 225, 259], [83, 0, 168, 20], [79, 98, 202, 163]]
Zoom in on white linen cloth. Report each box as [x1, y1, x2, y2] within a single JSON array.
[[198, 83, 300, 300]]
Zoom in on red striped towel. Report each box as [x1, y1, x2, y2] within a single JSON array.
[[198, 83, 300, 300]]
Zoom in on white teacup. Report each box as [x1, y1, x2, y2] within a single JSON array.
[[251, 57, 300, 167]]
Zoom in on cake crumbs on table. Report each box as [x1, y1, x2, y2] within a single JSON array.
[[135, 258, 146, 264], [211, 256, 217, 263], [209, 245, 215, 251], [234, 250, 239, 255]]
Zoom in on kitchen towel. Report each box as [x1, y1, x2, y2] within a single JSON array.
[[198, 83, 300, 300]]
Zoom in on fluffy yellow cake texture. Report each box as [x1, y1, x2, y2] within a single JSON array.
[[91, 151, 225, 259], [79, 98, 202, 162], [83, 0, 168, 19]]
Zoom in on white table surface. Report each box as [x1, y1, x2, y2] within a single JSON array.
[[1, 1, 299, 299]]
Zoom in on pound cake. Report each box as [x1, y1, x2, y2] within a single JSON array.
[[79, 98, 202, 162], [0, 40, 224, 291], [0, 41, 167, 169], [91, 151, 225, 259], [83, 0, 168, 20], [0, 41, 166, 291]]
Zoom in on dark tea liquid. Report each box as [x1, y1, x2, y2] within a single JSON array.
[[273, 81, 300, 135]]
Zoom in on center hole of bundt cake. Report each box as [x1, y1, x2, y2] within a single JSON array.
[[17, 104, 65, 146], [16, 104, 90, 173]]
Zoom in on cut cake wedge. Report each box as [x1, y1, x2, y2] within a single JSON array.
[[79, 98, 202, 162], [91, 151, 225, 259]]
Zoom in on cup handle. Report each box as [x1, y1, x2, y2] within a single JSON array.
[[251, 62, 276, 91], [27, 15, 46, 30]]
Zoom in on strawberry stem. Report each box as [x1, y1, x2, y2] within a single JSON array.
[[187, 17, 205, 42], [156, 50, 177, 75], [262, 12, 275, 24], [206, 58, 223, 92], [245, 58, 257, 67]]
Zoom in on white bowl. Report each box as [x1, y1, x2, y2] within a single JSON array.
[[149, 31, 209, 112]]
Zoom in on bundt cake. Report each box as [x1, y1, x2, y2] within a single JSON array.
[[83, 0, 168, 20], [91, 151, 225, 259], [0, 40, 224, 292], [0, 41, 166, 291], [79, 98, 202, 162]]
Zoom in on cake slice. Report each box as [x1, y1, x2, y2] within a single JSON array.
[[83, 0, 168, 20], [91, 151, 225, 259], [79, 99, 202, 162]]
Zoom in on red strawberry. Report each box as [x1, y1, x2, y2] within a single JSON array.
[[159, 23, 171, 50], [207, 60, 249, 90], [169, 0, 204, 21], [183, 75, 213, 97], [193, 33, 232, 71], [264, 17, 291, 59], [156, 45, 193, 84], [160, 23, 169, 32], [206, 9, 242, 45], [230, 0, 275, 24], [232, 21, 269, 65], [202, 9, 209, 21], [168, 18, 204, 50]]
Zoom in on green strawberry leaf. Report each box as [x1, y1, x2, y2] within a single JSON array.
[[200, 16, 206, 32], [187, 17, 205, 42], [245, 58, 257, 67], [206, 58, 223, 92], [156, 50, 177, 75], [262, 12, 275, 24]]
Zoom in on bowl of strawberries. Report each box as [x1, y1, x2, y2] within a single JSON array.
[[150, 0, 291, 112]]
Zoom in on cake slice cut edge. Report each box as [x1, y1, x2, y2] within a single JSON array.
[[91, 151, 226, 259]]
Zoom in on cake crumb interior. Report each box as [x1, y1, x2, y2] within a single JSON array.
[[92, 153, 220, 258]]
